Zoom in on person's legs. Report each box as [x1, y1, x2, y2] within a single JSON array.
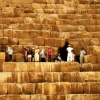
[[9, 55, 12, 61]]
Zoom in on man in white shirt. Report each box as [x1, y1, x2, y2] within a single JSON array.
[[6, 45, 13, 62], [66, 45, 73, 61], [80, 48, 86, 65]]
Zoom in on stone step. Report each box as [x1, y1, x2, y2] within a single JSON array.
[[0, 62, 80, 72], [0, 72, 100, 83], [0, 82, 100, 94], [0, 94, 100, 100]]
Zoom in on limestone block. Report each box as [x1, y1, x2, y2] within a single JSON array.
[[62, 25, 78, 32], [47, 95, 65, 100], [83, 72, 100, 82], [63, 72, 83, 82], [65, 94, 86, 100], [12, 72, 30, 83], [50, 31, 60, 38], [83, 82, 100, 93], [42, 25, 52, 30], [32, 24, 42, 30], [16, 63, 29, 72], [41, 30, 50, 38], [59, 32, 70, 39], [12, 0, 33, 4], [81, 63, 93, 71], [32, 3, 46, 9], [44, 9, 54, 14], [31, 94, 47, 100], [22, 84, 36, 94], [89, 19, 97, 25], [14, 8, 24, 17], [86, 46, 93, 54], [24, 17, 33, 24], [34, 37, 45, 46], [51, 25, 61, 32], [19, 23, 34, 30], [0, 95, 7, 100], [15, 30, 30, 38], [3, 62, 17, 72], [86, 25, 96, 32], [7, 84, 22, 94], [78, 19, 89, 25], [45, 38, 55, 47], [20, 95, 31, 100], [93, 32, 100, 38], [61, 62, 80, 72], [19, 62, 41, 72], [0, 52, 5, 62], [93, 46, 100, 55], [97, 55, 100, 63], [0, 84, 7, 94], [84, 54, 97, 63], [13, 53, 24, 62], [29, 72, 44, 83], [0, 72, 12, 83], [71, 83, 83, 94], [93, 64, 100, 71], [19, 38, 33, 45], [7, 95, 20, 100], [86, 94, 100, 100], [1, 7, 15, 17], [8, 38, 18, 45], [44, 72, 63, 82], [0, 37, 8, 45], [36, 83, 57, 95], [4, 29, 16, 37], [34, 0, 64, 4], [30, 30, 41, 38], [51, 62, 61, 72], [0, 1, 6, 7], [56, 82, 71, 94]]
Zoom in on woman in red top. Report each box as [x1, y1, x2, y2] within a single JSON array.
[[47, 48, 52, 62]]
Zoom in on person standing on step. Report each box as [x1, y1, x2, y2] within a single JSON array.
[[66, 45, 73, 62], [40, 49, 46, 62], [47, 47, 52, 62], [79, 48, 86, 65], [6, 45, 13, 62]]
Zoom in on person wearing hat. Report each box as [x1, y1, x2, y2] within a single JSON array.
[[66, 45, 73, 62]]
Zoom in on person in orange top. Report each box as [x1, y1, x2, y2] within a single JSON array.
[[47, 48, 52, 62]]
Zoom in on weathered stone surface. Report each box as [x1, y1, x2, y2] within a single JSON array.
[[71, 83, 83, 94], [0, 84, 7, 94], [29, 72, 44, 83], [22, 84, 36, 94], [81, 63, 93, 71], [61, 62, 80, 72], [7, 84, 22, 94], [0, 52, 5, 62], [12, 0, 33, 4], [0, 72, 12, 83], [18, 38, 33, 45], [84, 54, 97, 63], [0, 37, 8, 45], [12, 72, 30, 83], [83, 82, 100, 93], [31, 94, 47, 100], [93, 46, 100, 55], [34, 37, 45, 46], [4, 29, 16, 37], [44, 72, 63, 82]]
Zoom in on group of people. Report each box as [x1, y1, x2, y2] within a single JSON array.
[[66, 45, 86, 64], [22, 46, 52, 62], [5, 44, 86, 64]]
